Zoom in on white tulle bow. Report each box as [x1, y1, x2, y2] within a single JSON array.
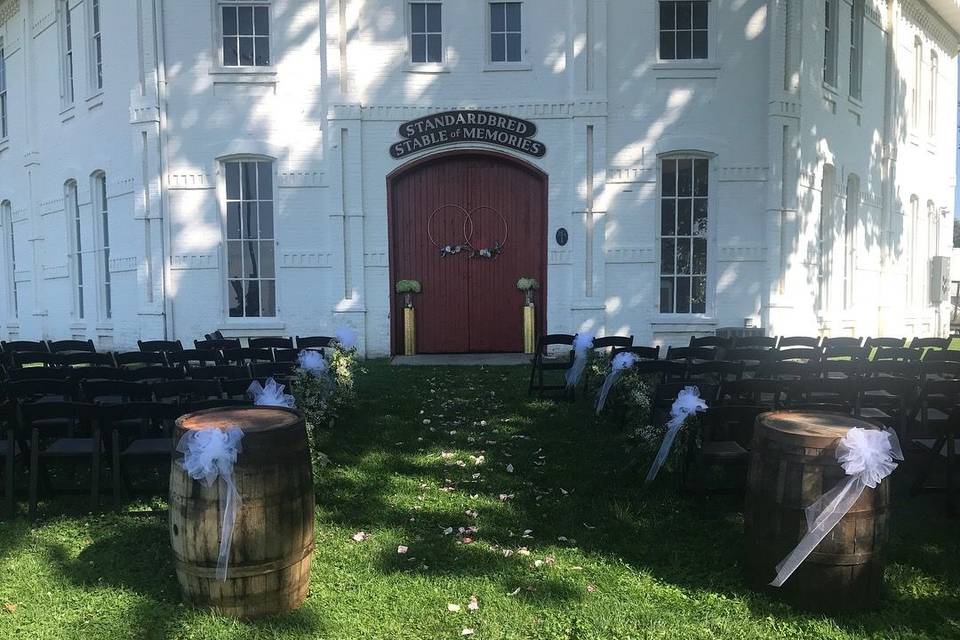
[[247, 377, 295, 408], [335, 327, 358, 351], [564, 332, 595, 389], [645, 386, 708, 483], [177, 427, 245, 581], [769, 427, 903, 587], [595, 352, 640, 414], [297, 349, 328, 376]]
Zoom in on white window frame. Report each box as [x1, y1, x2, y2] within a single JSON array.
[[656, 152, 714, 317], [92, 172, 111, 320], [656, 0, 712, 62], [87, 0, 104, 93], [66, 180, 84, 319], [1, 201, 15, 320], [58, 0, 76, 107], [0, 40, 7, 141], [822, 0, 839, 88], [406, 0, 447, 72], [211, 0, 275, 74], [928, 51, 938, 137], [848, 0, 863, 100], [908, 195, 919, 306], [486, 2, 525, 67], [219, 156, 278, 320], [817, 164, 835, 313], [843, 174, 859, 310], [911, 37, 922, 131], [927, 200, 937, 304]]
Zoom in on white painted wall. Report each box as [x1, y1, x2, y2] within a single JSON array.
[[0, 0, 957, 355]]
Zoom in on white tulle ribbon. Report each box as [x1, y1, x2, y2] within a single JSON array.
[[769, 427, 903, 587], [297, 349, 328, 376], [595, 352, 640, 414], [645, 386, 708, 483], [247, 377, 295, 408], [335, 327, 358, 351], [565, 332, 595, 389], [177, 427, 244, 582]]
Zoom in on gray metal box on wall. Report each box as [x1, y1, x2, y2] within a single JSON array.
[[930, 256, 951, 303]]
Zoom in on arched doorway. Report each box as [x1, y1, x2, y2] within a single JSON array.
[[387, 150, 547, 354]]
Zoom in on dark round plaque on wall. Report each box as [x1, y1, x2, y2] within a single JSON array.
[[556, 228, 569, 246]]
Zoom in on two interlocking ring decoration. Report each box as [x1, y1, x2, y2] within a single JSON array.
[[426, 204, 509, 260]]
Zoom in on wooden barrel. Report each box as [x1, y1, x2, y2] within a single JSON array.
[[169, 407, 315, 619], [744, 412, 890, 613]]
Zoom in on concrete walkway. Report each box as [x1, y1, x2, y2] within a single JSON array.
[[391, 353, 532, 366]]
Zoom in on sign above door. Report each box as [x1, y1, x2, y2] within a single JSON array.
[[390, 110, 546, 160]]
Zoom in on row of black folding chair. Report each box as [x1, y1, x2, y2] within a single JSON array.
[[1, 339, 96, 355], [138, 335, 334, 353], [687, 335, 950, 351], [4, 355, 297, 381], [528, 334, 636, 397]]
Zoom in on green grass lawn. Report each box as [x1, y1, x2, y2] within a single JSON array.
[[1, 362, 958, 639]]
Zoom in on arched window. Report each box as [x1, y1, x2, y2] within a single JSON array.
[[844, 174, 859, 310], [659, 154, 710, 314], [0, 200, 15, 319], [65, 180, 83, 319], [818, 164, 835, 312], [222, 157, 276, 317], [92, 172, 111, 319]]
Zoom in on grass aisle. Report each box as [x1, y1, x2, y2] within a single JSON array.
[[0, 361, 958, 639]]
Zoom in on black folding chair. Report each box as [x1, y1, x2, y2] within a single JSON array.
[[665, 346, 717, 362], [782, 378, 854, 414], [6, 367, 71, 382], [62, 352, 115, 368], [166, 349, 221, 370], [2, 340, 49, 354], [22, 401, 100, 516], [821, 337, 864, 349], [683, 404, 764, 494], [909, 337, 950, 351], [865, 337, 907, 350], [189, 365, 250, 381], [0, 402, 17, 517], [11, 351, 66, 369], [528, 334, 574, 398], [251, 362, 296, 382], [717, 378, 784, 409], [69, 367, 128, 382], [777, 336, 822, 352], [80, 381, 153, 405], [151, 380, 223, 405], [733, 336, 777, 349], [248, 337, 294, 349], [820, 346, 869, 380], [873, 347, 920, 362], [98, 402, 182, 508], [47, 339, 96, 354], [610, 345, 659, 361], [194, 338, 241, 351], [115, 351, 168, 368], [685, 360, 743, 385], [723, 347, 774, 377], [273, 348, 301, 363], [138, 339, 183, 353], [125, 366, 186, 383], [855, 375, 914, 438], [296, 336, 335, 350], [220, 348, 274, 366], [689, 336, 732, 349], [7, 379, 75, 403]]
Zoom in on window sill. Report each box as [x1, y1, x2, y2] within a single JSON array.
[[652, 316, 717, 326], [847, 95, 863, 109], [652, 60, 718, 71], [405, 62, 450, 74], [208, 66, 278, 84], [60, 105, 76, 123], [822, 81, 839, 96], [85, 91, 104, 110], [220, 319, 285, 331], [482, 61, 532, 72], [0, 138, 8, 155]]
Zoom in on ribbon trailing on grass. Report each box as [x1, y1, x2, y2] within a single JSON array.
[[177, 427, 244, 582], [645, 386, 708, 484], [595, 352, 639, 414], [769, 427, 903, 587], [297, 349, 328, 377], [565, 332, 595, 389], [247, 377, 295, 408]]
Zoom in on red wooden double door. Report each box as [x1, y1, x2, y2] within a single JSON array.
[[388, 151, 547, 354]]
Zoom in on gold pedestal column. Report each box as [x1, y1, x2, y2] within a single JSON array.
[[523, 304, 535, 354], [403, 307, 416, 356]]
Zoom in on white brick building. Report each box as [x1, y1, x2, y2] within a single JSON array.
[[0, 0, 957, 356]]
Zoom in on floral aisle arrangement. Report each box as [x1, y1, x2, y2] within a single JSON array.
[[290, 328, 366, 472]]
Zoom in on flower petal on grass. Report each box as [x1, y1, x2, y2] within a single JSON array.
[[447, 603, 461, 612]]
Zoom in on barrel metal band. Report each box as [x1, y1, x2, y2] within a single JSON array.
[[174, 542, 315, 579]]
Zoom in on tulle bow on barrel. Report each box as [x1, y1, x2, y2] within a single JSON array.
[[769, 427, 903, 587], [247, 378, 295, 408], [177, 427, 245, 581]]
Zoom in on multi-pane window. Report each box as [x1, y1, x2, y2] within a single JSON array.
[[410, 2, 442, 63], [659, 1, 708, 60], [221, 3, 270, 67], [928, 52, 938, 136], [848, 0, 863, 99], [1, 201, 15, 319], [90, 0, 103, 90], [225, 160, 276, 317], [67, 181, 84, 319], [61, 0, 75, 104], [0, 44, 7, 139], [490, 3, 521, 63], [660, 158, 708, 314], [823, 0, 837, 86], [94, 173, 111, 319]]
